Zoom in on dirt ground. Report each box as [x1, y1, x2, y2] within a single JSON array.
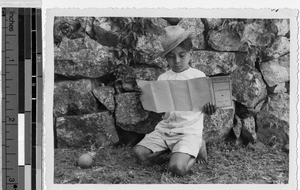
[[54, 140, 288, 184]]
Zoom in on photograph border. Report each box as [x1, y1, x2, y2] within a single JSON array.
[[44, 8, 298, 190]]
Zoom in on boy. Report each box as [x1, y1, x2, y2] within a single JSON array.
[[134, 26, 216, 176]]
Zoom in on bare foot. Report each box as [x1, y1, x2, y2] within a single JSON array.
[[196, 140, 207, 164]]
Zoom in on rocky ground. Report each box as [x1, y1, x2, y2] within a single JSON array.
[[54, 140, 288, 184]]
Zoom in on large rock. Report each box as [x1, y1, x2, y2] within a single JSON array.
[[203, 108, 235, 141], [231, 64, 268, 108], [92, 86, 115, 112], [192, 50, 246, 76], [177, 18, 206, 49], [54, 36, 114, 78], [53, 79, 100, 117], [241, 20, 272, 47], [256, 93, 289, 147], [259, 54, 289, 87], [264, 36, 290, 60], [56, 112, 117, 148], [208, 29, 243, 51], [115, 92, 162, 134]]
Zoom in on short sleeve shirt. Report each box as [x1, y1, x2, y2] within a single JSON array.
[[155, 67, 206, 136]]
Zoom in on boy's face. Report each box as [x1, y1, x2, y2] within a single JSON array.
[[165, 46, 191, 73]]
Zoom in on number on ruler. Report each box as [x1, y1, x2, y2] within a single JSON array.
[[8, 116, 15, 122], [9, 177, 15, 182]]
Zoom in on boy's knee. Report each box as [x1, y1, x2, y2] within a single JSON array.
[[168, 162, 188, 176], [133, 145, 148, 162], [133, 146, 143, 159]]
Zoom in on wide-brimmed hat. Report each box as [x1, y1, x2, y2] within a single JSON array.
[[158, 26, 192, 58]]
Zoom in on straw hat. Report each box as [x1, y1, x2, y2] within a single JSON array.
[[158, 26, 192, 58]]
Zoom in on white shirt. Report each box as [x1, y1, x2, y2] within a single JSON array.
[[155, 67, 206, 136]]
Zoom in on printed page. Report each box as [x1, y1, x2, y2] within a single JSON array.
[[211, 76, 233, 108]]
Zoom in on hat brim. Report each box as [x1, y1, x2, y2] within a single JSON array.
[[158, 30, 192, 58]]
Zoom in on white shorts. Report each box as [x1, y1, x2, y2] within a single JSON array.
[[137, 130, 203, 158]]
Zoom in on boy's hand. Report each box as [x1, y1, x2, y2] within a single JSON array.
[[134, 86, 143, 96], [203, 103, 216, 115]]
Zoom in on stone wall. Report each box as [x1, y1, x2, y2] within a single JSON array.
[[53, 17, 290, 151]]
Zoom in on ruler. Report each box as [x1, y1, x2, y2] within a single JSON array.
[[2, 7, 43, 190], [2, 7, 19, 190]]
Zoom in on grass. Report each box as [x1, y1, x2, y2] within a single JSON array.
[[54, 140, 288, 184]]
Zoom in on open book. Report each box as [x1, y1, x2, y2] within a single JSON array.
[[136, 76, 233, 113]]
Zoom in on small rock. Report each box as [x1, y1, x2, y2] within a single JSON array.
[[273, 83, 288, 94], [264, 36, 289, 60], [273, 19, 289, 36], [92, 86, 115, 112], [77, 153, 93, 169]]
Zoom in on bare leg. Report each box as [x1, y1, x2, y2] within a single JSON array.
[[168, 152, 195, 176], [134, 145, 168, 165], [196, 140, 207, 164]]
